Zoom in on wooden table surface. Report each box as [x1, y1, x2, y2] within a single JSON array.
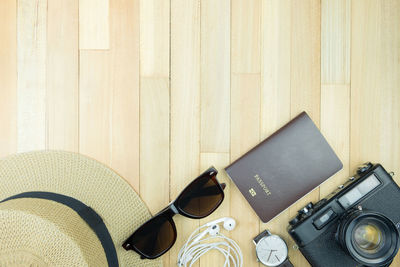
[[1, 0, 399, 266]]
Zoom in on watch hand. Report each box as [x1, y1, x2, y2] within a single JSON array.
[[267, 250, 273, 261], [275, 255, 280, 262]]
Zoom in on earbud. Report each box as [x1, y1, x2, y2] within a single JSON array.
[[192, 217, 236, 243], [206, 217, 236, 231]]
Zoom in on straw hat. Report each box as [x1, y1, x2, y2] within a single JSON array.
[[0, 151, 162, 267]]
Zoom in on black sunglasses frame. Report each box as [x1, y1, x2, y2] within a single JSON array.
[[122, 167, 225, 259]]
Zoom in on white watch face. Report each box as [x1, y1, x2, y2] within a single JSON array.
[[256, 235, 288, 267]]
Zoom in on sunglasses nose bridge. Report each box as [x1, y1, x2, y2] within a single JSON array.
[[157, 203, 179, 218], [170, 203, 179, 214]]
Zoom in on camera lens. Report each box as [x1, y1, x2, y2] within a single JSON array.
[[353, 223, 382, 252], [338, 210, 400, 266]]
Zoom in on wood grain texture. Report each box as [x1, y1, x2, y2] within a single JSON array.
[[47, 0, 79, 151], [200, 0, 230, 153], [351, 0, 400, 174], [170, 0, 200, 265], [320, 85, 350, 197], [79, 0, 109, 49], [290, 0, 321, 126], [231, 0, 261, 73], [140, 0, 170, 77], [79, 51, 111, 164], [321, 0, 351, 84], [261, 0, 291, 139], [0, 0, 17, 157], [109, 0, 140, 190], [1, 1, 399, 266], [230, 73, 260, 267], [17, 0, 47, 152], [140, 77, 170, 213], [320, 0, 351, 197], [80, 0, 140, 189]]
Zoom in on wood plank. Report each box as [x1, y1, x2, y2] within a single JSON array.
[[109, 0, 140, 190], [230, 73, 260, 266], [320, 85, 350, 197], [140, 0, 169, 77], [0, 0, 17, 157], [200, 0, 230, 153], [79, 0, 109, 49], [231, 0, 261, 73], [321, 0, 351, 84], [17, 0, 47, 152], [199, 153, 231, 267], [260, 0, 292, 257], [320, 0, 351, 197], [351, 1, 400, 264], [47, 0, 79, 151], [288, 1, 321, 265], [290, 0, 321, 126], [140, 77, 170, 213], [79, 51, 111, 164], [260, 0, 291, 139], [351, 0, 400, 172], [170, 0, 200, 265]]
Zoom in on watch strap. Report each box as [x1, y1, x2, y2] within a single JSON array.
[[280, 258, 294, 267], [253, 229, 269, 245]]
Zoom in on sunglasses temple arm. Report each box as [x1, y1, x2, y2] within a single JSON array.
[[221, 183, 226, 190]]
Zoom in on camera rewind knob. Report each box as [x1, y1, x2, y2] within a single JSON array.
[[289, 217, 299, 226], [357, 162, 373, 174]]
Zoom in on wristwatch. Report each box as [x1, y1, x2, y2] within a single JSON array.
[[253, 230, 293, 267]]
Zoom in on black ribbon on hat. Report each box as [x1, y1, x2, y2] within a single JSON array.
[[1, 191, 119, 267]]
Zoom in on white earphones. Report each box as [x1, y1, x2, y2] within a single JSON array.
[[177, 217, 243, 267], [206, 217, 236, 231], [192, 217, 236, 243]]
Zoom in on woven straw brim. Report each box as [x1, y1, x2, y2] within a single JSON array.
[[0, 151, 162, 267], [0, 198, 108, 266]]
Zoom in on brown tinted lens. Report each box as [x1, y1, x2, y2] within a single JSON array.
[[126, 215, 175, 258], [176, 174, 223, 217]]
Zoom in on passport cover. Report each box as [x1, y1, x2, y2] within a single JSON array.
[[225, 112, 343, 223]]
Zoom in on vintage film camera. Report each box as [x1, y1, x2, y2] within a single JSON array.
[[288, 163, 400, 267]]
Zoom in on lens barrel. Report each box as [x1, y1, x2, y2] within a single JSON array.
[[337, 209, 400, 266]]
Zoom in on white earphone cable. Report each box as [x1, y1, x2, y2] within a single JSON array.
[[177, 223, 243, 267]]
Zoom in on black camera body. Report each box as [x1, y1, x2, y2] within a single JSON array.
[[288, 163, 400, 267]]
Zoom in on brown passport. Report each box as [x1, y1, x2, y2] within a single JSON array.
[[225, 112, 343, 223]]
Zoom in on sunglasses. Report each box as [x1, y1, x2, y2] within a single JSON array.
[[122, 167, 225, 259]]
